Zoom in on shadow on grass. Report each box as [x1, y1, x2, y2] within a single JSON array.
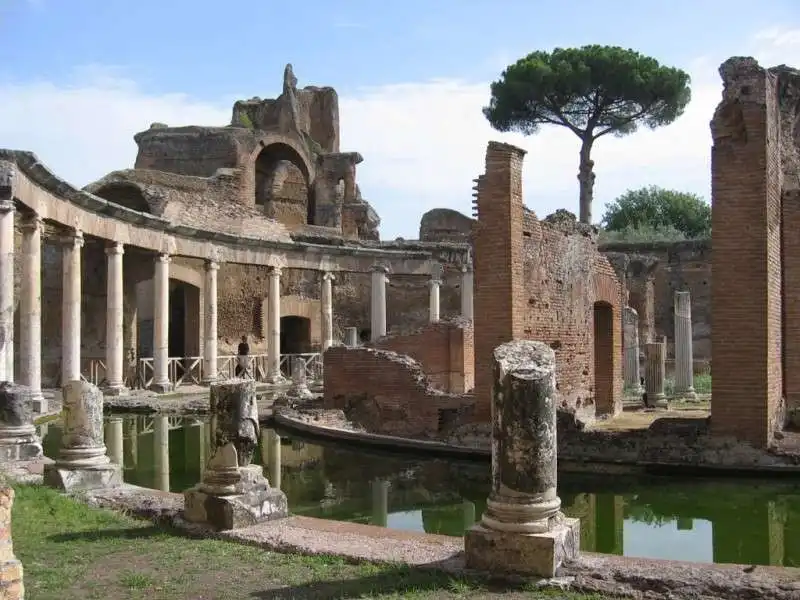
[[48, 526, 168, 543]]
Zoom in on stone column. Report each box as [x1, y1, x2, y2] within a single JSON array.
[[287, 355, 313, 399], [0, 198, 14, 382], [644, 341, 668, 408], [371, 478, 389, 527], [465, 340, 579, 578], [370, 265, 389, 342], [428, 278, 441, 323], [150, 253, 171, 393], [19, 214, 44, 411], [320, 272, 334, 352], [461, 264, 474, 320], [265, 429, 282, 490], [623, 307, 642, 394], [344, 327, 359, 347], [266, 266, 284, 383], [153, 415, 170, 492], [104, 416, 124, 467], [202, 260, 219, 385], [61, 230, 84, 383], [43, 380, 122, 491], [104, 242, 126, 395], [673, 291, 696, 400], [0, 383, 42, 461]]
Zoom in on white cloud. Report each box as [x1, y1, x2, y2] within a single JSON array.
[[0, 29, 798, 239]]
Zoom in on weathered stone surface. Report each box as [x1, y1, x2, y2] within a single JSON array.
[[0, 382, 42, 461], [286, 356, 313, 399], [209, 380, 259, 467], [0, 488, 24, 600], [465, 517, 580, 578]]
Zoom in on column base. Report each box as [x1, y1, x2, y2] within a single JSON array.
[[30, 391, 47, 414], [266, 373, 286, 385], [653, 394, 669, 409], [102, 383, 128, 397], [149, 381, 173, 394], [465, 516, 580, 578], [201, 376, 218, 387], [43, 461, 123, 492], [676, 389, 697, 401]]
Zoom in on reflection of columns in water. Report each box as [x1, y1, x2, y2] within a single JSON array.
[[263, 429, 282, 490], [595, 494, 624, 555], [712, 500, 787, 566], [184, 419, 206, 480], [371, 478, 389, 527], [676, 517, 694, 531], [105, 417, 124, 467], [124, 417, 138, 469], [153, 415, 170, 492], [462, 500, 476, 530]]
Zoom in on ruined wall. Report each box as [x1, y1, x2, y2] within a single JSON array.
[[601, 240, 712, 359], [323, 346, 474, 438], [711, 57, 784, 447], [419, 208, 475, 244], [372, 320, 474, 393]]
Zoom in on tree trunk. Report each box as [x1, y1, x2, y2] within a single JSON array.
[[577, 138, 596, 224]]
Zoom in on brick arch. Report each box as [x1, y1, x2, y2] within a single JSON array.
[[592, 259, 623, 416], [259, 294, 321, 349], [248, 133, 316, 187]]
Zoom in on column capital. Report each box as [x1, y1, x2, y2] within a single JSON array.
[[269, 265, 282, 277], [371, 264, 389, 274], [204, 259, 220, 271], [19, 212, 43, 232], [322, 271, 335, 283], [428, 278, 442, 288], [155, 253, 171, 264], [58, 229, 84, 248], [104, 241, 124, 256], [0, 199, 15, 214]]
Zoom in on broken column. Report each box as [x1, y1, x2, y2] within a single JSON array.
[[0, 383, 42, 461], [623, 307, 643, 394], [644, 341, 668, 408], [43, 380, 122, 491], [0, 488, 24, 600], [286, 356, 313, 400], [465, 340, 579, 577], [184, 379, 287, 530], [673, 291, 696, 400], [344, 327, 359, 347]]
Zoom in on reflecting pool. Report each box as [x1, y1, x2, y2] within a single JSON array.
[[38, 415, 800, 568]]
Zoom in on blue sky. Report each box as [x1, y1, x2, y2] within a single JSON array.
[[1, 0, 799, 238]]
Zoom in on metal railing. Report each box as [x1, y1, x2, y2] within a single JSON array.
[[82, 352, 323, 391]]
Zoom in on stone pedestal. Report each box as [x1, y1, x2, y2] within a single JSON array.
[[673, 291, 697, 400], [0, 382, 42, 461], [0, 488, 24, 600], [623, 307, 643, 394], [183, 443, 288, 530], [43, 380, 122, 492], [344, 327, 359, 347], [286, 356, 313, 400], [644, 341, 668, 408], [464, 340, 579, 578]]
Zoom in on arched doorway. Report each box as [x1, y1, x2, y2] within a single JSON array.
[[169, 281, 200, 358], [280, 316, 311, 355], [254, 144, 313, 226], [92, 183, 151, 213], [593, 301, 615, 415]]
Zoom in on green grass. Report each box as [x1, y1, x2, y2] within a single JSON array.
[[11, 484, 616, 599]]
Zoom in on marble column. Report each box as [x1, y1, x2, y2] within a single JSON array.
[[344, 327, 359, 347], [265, 429, 282, 490], [370, 265, 389, 342], [153, 415, 170, 492], [150, 253, 172, 393], [644, 341, 668, 408], [428, 278, 441, 323], [0, 198, 13, 382], [61, 230, 84, 383], [320, 272, 334, 352], [673, 291, 696, 400], [465, 340, 579, 577], [104, 243, 126, 395], [461, 263, 474, 320], [104, 417, 124, 467], [202, 260, 219, 385], [19, 214, 44, 411], [623, 306, 643, 394], [266, 266, 284, 383]]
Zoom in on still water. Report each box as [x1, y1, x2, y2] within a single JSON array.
[[38, 415, 800, 568]]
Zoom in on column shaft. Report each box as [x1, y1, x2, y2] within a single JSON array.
[[151, 254, 171, 392], [267, 267, 283, 383], [320, 272, 334, 352], [623, 306, 642, 393], [61, 230, 84, 383], [202, 260, 219, 384], [370, 266, 388, 341], [429, 279, 441, 323], [0, 200, 12, 381], [104, 243, 126, 393], [20, 214, 44, 408], [644, 341, 667, 407], [461, 265, 474, 320], [673, 291, 696, 399]]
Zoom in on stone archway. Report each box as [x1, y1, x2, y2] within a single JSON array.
[[253, 142, 314, 226]]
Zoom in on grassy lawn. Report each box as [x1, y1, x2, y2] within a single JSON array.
[[12, 484, 615, 600]]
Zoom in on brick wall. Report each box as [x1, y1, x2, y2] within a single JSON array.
[[323, 346, 474, 438], [783, 191, 800, 419], [711, 58, 783, 448], [372, 320, 474, 393]]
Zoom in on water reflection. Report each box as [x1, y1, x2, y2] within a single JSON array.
[[37, 415, 800, 567]]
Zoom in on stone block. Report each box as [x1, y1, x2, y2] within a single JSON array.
[[0, 382, 42, 461], [43, 462, 123, 492], [464, 517, 580, 578], [183, 464, 288, 531]]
